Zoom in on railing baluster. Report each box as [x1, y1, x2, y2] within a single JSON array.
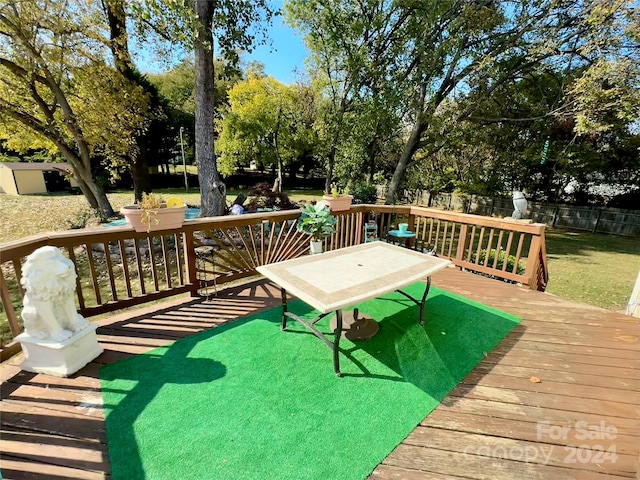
[[475, 227, 486, 266], [493, 231, 505, 269], [134, 237, 146, 295], [160, 235, 171, 289], [147, 236, 159, 292], [11, 259, 24, 297], [484, 229, 495, 267], [66, 246, 86, 310], [513, 234, 525, 273], [502, 232, 515, 272], [102, 242, 118, 301], [447, 223, 456, 257], [466, 225, 476, 262], [174, 233, 185, 286], [85, 243, 102, 305], [247, 224, 260, 267], [0, 268, 21, 337], [117, 240, 133, 298]]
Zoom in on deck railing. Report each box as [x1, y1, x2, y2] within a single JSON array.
[[0, 205, 547, 360]]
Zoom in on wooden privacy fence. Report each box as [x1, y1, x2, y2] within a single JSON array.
[[0, 205, 548, 360]]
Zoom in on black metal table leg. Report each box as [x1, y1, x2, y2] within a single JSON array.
[[419, 276, 432, 326], [281, 287, 288, 330], [395, 276, 433, 326], [333, 310, 342, 377]]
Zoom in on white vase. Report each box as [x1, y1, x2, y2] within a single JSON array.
[[310, 240, 323, 254]]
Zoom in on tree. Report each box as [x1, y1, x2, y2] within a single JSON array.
[[131, 0, 274, 216], [217, 75, 317, 190], [287, 0, 637, 204], [0, 1, 118, 215], [285, 0, 407, 190]]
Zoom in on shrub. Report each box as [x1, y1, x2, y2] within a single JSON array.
[[66, 207, 110, 229], [244, 182, 297, 212], [473, 248, 525, 275], [351, 181, 378, 204]]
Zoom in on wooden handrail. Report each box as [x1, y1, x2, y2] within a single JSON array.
[[0, 204, 548, 358]]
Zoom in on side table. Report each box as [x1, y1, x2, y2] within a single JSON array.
[[387, 229, 416, 249]]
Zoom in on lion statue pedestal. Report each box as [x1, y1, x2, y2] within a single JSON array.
[[15, 246, 103, 377]]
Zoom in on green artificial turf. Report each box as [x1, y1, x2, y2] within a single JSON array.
[[100, 284, 520, 480]]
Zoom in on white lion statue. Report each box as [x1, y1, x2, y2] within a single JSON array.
[[20, 246, 90, 342]]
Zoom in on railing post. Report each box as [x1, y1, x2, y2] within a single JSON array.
[[183, 230, 199, 297], [355, 210, 365, 244], [456, 224, 469, 263], [524, 235, 542, 290]]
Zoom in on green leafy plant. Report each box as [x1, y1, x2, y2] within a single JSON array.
[[473, 249, 526, 275], [351, 181, 378, 204], [297, 201, 337, 241]]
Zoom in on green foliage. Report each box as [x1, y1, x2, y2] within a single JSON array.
[[350, 181, 378, 205], [297, 201, 337, 241], [473, 249, 525, 277], [288, 0, 639, 204], [216, 75, 319, 177]]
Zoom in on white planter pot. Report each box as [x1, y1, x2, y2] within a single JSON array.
[[310, 240, 323, 254]]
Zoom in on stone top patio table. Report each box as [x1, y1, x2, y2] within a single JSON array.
[[256, 241, 452, 376]]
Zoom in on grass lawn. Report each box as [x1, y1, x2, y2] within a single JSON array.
[[0, 188, 325, 243], [544, 229, 639, 312], [1, 190, 638, 311]]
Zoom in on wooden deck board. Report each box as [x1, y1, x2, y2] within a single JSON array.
[[1, 270, 638, 480]]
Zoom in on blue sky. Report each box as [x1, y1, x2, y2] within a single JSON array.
[[135, 2, 309, 85], [243, 10, 309, 84]]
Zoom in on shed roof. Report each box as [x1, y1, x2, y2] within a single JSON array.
[[0, 162, 72, 171]]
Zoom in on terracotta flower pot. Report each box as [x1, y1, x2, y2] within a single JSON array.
[[322, 195, 353, 212], [121, 205, 187, 233]]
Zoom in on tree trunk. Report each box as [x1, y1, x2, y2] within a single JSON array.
[[385, 117, 425, 204], [274, 106, 283, 192], [103, 0, 151, 201], [194, 0, 226, 217], [132, 149, 151, 201], [365, 137, 376, 183]]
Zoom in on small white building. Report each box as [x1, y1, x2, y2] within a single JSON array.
[[0, 162, 78, 195]]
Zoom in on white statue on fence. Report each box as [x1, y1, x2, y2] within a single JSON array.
[[512, 191, 528, 219], [20, 246, 90, 342]]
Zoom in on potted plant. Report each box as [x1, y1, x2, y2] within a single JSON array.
[[297, 201, 337, 254], [322, 183, 353, 212], [121, 193, 187, 233]]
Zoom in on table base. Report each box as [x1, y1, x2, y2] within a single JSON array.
[[278, 276, 432, 376], [329, 309, 379, 341]]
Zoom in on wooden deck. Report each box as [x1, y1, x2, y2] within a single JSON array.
[[1, 267, 638, 480]]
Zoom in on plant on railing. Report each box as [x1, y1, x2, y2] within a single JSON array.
[[473, 248, 526, 275], [327, 183, 350, 198], [297, 201, 336, 241], [137, 193, 164, 230], [322, 183, 353, 212], [121, 193, 187, 233], [297, 201, 336, 254]]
